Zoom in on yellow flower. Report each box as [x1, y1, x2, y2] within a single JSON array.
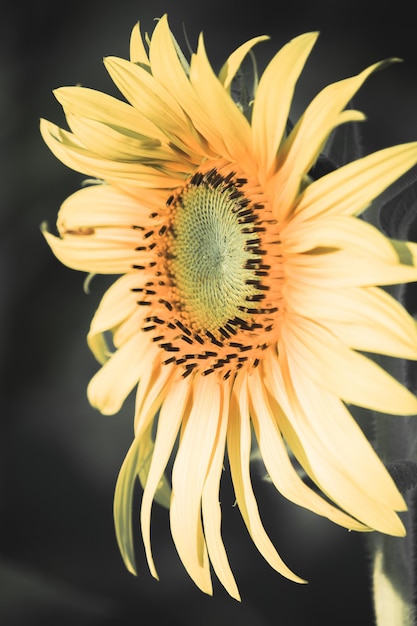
[[41, 15, 417, 600]]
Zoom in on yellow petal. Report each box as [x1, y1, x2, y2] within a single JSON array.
[[130, 21, 149, 65], [113, 435, 141, 575], [65, 113, 176, 163], [104, 55, 190, 138], [228, 372, 306, 583], [141, 377, 191, 578], [112, 309, 150, 349], [283, 214, 399, 257], [249, 363, 369, 531], [87, 274, 143, 363], [42, 222, 138, 274], [87, 333, 150, 415], [54, 86, 162, 141], [190, 33, 255, 172], [251, 32, 318, 177], [170, 374, 220, 595], [292, 142, 417, 224], [40, 119, 187, 188], [274, 345, 406, 534], [148, 16, 213, 158], [201, 380, 240, 601], [135, 423, 171, 509], [218, 35, 269, 90], [134, 356, 174, 435], [273, 59, 396, 218], [284, 236, 417, 288], [281, 314, 417, 415], [56, 185, 156, 230], [285, 284, 417, 359]]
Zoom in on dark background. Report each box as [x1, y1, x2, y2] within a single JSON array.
[[2, 1, 417, 624]]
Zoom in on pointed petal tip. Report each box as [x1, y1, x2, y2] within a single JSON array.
[[387, 517, 407, 538]]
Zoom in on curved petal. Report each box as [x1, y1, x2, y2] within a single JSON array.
[[251, 32, 318, 177], [283, 214, 401, 257], [87, 332, 151, 415], [148, 16, 215, 159], [273, 345, 406, 534], [42, 222, 138, 274], [113, 435, 142, 575], [54, 86, 162, 140], [141, 376, 191, 578], [190, 34, 255, 172], [130, 21, 150, 65], [112, 309, 150, 349], [87, 274, 143, 363], [170, 374, 221, 595], [249, 363, 369, 531], [65, 113, 178, 163], [284, 237, 417, 288], [228, 371, 306, 583], [218, 36, 270, 90], [273, 59, 394, 219], [281, 314, 417, 415], [134, 354, 174, 435], [201, 379, 240, 601], [40, 119, 186, 188], [57, 185, 156, 230], [285, 284, 417, 359], [292, 142, 417, 224], [104, 55, 191, 139]]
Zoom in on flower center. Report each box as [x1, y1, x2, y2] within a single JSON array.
[[166, 172, 261, 333], [133, 161, 283, 378]]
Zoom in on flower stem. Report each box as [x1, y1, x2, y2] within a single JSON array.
[[368, 349, 417, 626]]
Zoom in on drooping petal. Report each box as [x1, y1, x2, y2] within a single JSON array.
[[228, 371, 306, 583], [114, 417, 171, 577], [87, 333, 152, 415], [249, 363, 370, 531], [112, 309, 150, 349], [141, 376, 191, 578], [135, 423, 172, 510], [133, 355, 174, 435], [273, 345, 406, 534], [87, 274, 144, 363], [113, 435, 142, 575], [251, 32, 318, 177], [201, 379, 240, 601], [170, 374, 221, 594], [281, 314, 417, 416]]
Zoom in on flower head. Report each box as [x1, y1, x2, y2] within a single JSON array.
[[41, 15, 417, 600]]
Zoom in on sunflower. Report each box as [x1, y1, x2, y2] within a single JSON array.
[[41, 15, 417, 600]]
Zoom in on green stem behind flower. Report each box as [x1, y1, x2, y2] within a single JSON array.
[[366, 293, 417, 626]]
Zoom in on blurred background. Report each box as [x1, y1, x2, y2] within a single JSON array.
[[2, 1, 417, 624]]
